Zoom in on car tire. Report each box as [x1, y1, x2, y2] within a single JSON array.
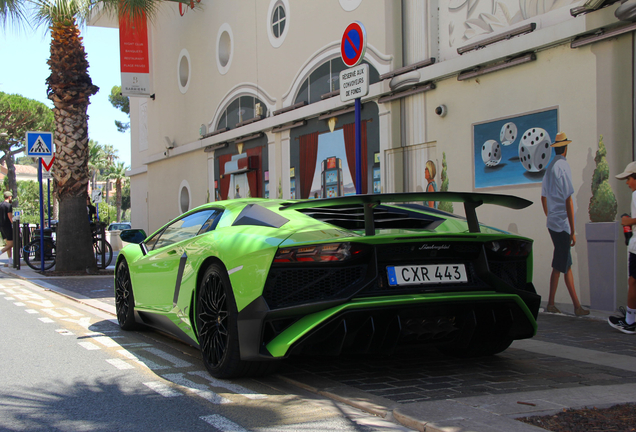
[[115, 259, 137, 330], [196, 263, 277, 378]]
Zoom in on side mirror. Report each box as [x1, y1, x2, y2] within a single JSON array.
[[120, 229, 146, 244]]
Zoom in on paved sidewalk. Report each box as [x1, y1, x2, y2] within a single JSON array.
[[0, 259, 116, 315], [2, 261, 635, 432]]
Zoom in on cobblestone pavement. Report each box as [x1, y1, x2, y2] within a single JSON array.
[[533, 313, 636, 357], [282, 314, 636, 404]]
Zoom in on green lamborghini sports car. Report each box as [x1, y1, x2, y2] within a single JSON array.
[[116, 192, 540, 378]]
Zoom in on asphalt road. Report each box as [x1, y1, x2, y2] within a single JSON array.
[[0, 275, 410, 432]]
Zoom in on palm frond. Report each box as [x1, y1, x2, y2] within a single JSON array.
[[99, 0, 157, 25], [0, 0, 28, 29], [29, 0, 96, 28]]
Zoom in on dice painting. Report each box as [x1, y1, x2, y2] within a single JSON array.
[[481, 139, 502, 167], [518, 128, 551, 172], [500, 122, 517, 146]]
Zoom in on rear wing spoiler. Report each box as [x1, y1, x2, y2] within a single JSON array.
[[280, 192, 532, 235]]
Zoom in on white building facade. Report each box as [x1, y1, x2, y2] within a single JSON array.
[[107, 0, 636, 312]]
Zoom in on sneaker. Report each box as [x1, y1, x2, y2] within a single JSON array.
[[616, 305, 627, 318], [608, 315, 636, 334]]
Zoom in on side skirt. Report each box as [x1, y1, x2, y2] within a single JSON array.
[[136, 311, 200, 348]]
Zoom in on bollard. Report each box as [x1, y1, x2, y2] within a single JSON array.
[[12, 220, 19, 269], [21, 223, 30, 245], [100, 223, 106, 268]]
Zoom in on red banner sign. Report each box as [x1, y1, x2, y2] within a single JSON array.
[[119, 14, 152, 96]]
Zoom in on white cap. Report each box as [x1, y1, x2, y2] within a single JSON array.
[[616, 161, 636, 180]]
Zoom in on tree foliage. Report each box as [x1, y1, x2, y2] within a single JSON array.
[[0, 92, 54, 197], [107, 161, 127, 222], [0, 92, 54, 140], [17, 180, 45, 225], [109, 85, 130, 132]]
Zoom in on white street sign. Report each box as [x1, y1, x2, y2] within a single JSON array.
[[42, 170, 52, 179], [340, 64, 369, 103], [91, 189, 103, 204], [13, 209, 21, 220], [41, 155, 54, 171]]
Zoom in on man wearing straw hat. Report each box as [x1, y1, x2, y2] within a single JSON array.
[[541, 132, 590, 316]]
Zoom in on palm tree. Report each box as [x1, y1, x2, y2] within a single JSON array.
[[1, 0, 179, 271], [101, 143, 118, 206], [88, 140, 104, 191], [107, 161, 127, 222]]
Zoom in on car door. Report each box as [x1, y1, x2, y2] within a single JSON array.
[[131, 209, 220, 312]]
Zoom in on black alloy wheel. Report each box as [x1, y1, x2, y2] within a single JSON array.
[[197, 263, 280, 378], [197, 264, 237, 377], [115, 260, 136, 330]]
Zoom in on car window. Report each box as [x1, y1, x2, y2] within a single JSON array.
[[144, 228, 164, 251], [109, 223, 130, 230], [197, 209, 223, 235], [150, 209, 219, 251]]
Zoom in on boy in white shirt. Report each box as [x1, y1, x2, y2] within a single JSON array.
[[610, 161, 636, 334]]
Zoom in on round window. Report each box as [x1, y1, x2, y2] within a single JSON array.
[[179, 180, 191, 213], [267, 0, 289, 48], [218, 32, 230, 67], [177, 49, 191, 94], [272, 5, 285, 38], [216, 24, 234, 75], [339, 0, 362, 11]]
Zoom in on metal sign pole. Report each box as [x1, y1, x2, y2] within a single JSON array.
[[355, 97, 362, 194], [47, 178, 51, 228], [38, 160, 44, 272]]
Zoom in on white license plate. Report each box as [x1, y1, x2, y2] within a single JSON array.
[[387, 264, 468, 286]]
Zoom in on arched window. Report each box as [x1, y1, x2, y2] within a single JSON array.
[[216, 96, 268, 131], [294, 59, 380, 105]]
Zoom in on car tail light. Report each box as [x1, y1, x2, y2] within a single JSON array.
[[485, 239, 532, 258], [274, 242, 366, 264]]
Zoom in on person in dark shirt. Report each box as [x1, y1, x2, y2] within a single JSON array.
[[0, 191, 14, 265], [87, 196, 97, 222]]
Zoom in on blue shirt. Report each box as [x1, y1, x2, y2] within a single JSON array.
[[541, 155, 575, 234]]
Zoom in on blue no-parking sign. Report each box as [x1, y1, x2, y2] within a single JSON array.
[[26, 131, 53, 157]]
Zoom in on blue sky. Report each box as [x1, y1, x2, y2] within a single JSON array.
[[0, 25, 132, 167]]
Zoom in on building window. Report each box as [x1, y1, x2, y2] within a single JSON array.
[[216, 96, 268, 131], [179, 180, 191, 214], [272, 4, 286, 38], [177, 49, 191, 94], [267, 0, 289, 48], [216, 23, 234, 75], [339, 0, 362, 11], [294, 59, 380, 105]]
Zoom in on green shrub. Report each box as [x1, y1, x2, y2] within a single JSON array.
[[589, 135, 617, 222]]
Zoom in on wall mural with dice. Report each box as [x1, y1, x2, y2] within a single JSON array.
[[473, 108, 558, 189]]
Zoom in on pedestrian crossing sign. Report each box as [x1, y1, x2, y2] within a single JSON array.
[[26, 131, 53, 157]]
